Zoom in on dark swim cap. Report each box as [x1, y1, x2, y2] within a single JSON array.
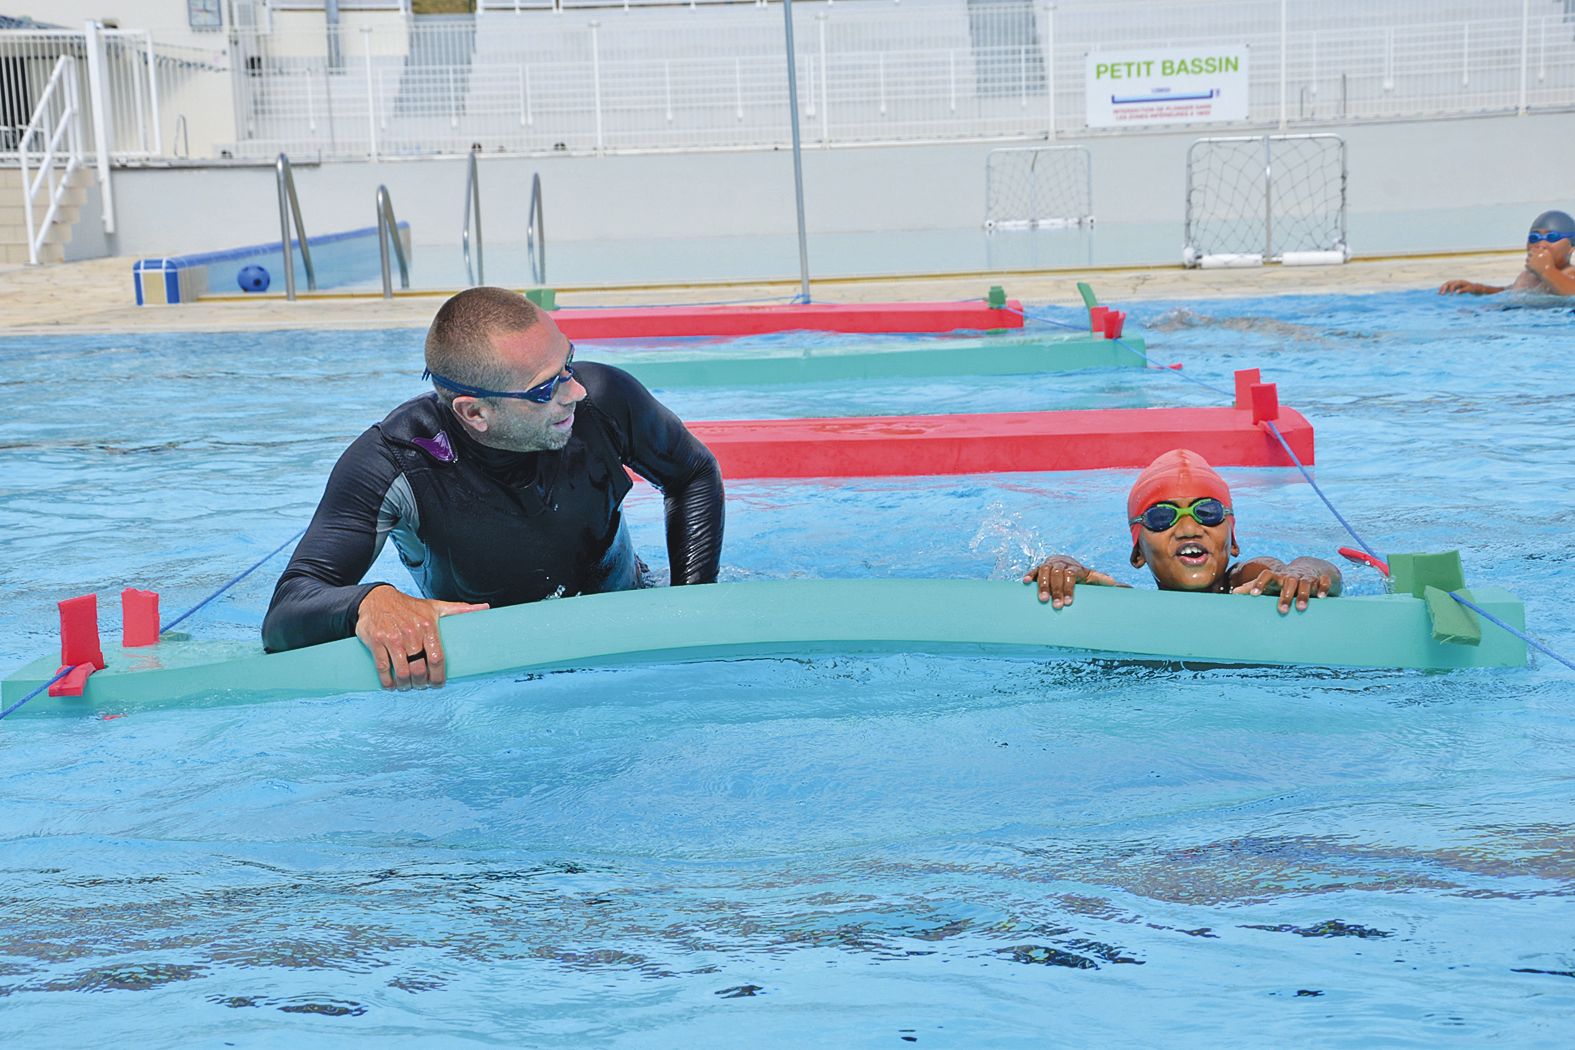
[[1529, 210, 1575, 235]]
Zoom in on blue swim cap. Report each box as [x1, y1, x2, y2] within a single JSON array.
[[1529, 210, 1575, 235]]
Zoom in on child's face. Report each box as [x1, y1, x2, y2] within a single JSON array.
[[1132, 496, 1238, 591], [1527, 229, 1574, 268]]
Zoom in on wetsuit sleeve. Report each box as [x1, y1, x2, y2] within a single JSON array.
[[578, 363, 724, 584], [261, 428, 401, 652]]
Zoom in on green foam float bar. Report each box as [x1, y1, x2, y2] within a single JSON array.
[[2, 580, 1527, 718], [581, 330, 1146, 388]]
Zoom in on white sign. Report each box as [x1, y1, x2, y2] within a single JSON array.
[[1085, 47, 1250, 128]]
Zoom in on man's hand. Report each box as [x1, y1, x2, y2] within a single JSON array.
[[1022, 556, 1119, 608], [1231, 565, 1335, 613], [355, 585, 489, 690]]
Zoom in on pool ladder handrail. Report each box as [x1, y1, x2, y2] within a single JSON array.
[[527, 171, 546, 286], [376, 184, 410, 299], [462, 146, 483, 286], [275, 153, 315, 300]]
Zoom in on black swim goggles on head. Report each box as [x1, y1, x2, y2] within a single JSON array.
[[423, 346, 576, 404], [1527, 230, 1573, 244], [1129, 497, 1232, 533]]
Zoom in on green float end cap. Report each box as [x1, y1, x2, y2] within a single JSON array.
[[1076, 282, 1099, 309], [1423, 586, 1482, 646], [986, 285, 1007, 309], [525, 288, 557, 310], [1388, 551, 1466, 598]]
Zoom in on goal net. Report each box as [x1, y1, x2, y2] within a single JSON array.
[[985, 146, 1094, 230], [1183, 134, 1348, 266]]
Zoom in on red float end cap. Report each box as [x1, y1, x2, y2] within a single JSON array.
[[1249, 382, 1280, 423], [1088, 305, 1109, 336], [49, 662, 97, 698], [58, 594, 106, 671], [1233, 368, 1264, 409], [121, 588, 161, 648]]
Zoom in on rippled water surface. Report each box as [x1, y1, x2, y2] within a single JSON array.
[[2, 291, 1574, 1045]]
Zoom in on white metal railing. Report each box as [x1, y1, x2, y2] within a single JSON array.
[[526, 171, 545, 284], [462, 146, 483, 285], [5, 2, 1575, 164], [216, 0, 1575, 161], [275, 152, 315, 299], [16, 55, 86, 265], [376, 182, 410, 297]]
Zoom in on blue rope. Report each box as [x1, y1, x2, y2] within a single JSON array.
[[161, 528, 306, 634], [1260, 420, 1386, 568], [0, 528, 307, 723], [0, 668, 72, 722], [1259, 420, 1574, 673], [1449, 593, 1575, 673]]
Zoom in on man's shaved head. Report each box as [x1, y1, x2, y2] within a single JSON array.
[[424, 287, 543, 404]]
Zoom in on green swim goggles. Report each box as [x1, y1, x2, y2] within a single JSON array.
[[1130, 497, 1233, 532]]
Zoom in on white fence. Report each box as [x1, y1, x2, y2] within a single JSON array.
[[4, 0, 1575, 163], [1, 27, 230, 160]]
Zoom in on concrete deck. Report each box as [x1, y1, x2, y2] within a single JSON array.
[[0, 250, 1529, 335]]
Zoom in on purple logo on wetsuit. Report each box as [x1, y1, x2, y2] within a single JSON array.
[[411, 431, 457, 464]]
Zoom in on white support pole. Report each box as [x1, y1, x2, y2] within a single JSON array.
[[145, 32, 164, 158], [363, 28, 379, 160], [1277, 0, 1287, 130], [1045, 3, 1056, 139], [83, 21, 116, 235], [590, 21, 604, 151], [817, 12, 829, 146], [1462, 24, 1470, 88], [1539, 17, 1547, 83], [130, 37, 150, 154], [1518, 0, 1530, 114]]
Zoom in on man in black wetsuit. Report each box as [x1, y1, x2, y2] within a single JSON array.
[[262, 287, 724, 689]]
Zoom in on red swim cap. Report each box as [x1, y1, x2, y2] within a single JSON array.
[[1127, 449, 1234, 545]]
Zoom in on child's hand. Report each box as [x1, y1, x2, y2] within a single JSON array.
[[1231, 565, 1335, 614], [1023, 557, 1119, 608], [1527, 244, 1559, 277]]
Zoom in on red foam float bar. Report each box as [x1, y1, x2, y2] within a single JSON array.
[[688, 406, 1314, 479], [550, 300, 1025, 339]]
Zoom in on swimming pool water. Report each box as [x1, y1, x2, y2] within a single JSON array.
[[2, 291, 1573, 1044]]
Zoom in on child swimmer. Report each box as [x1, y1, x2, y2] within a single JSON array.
[[1439, 209, 1575, 297], [1023, 449, 1342, 614]]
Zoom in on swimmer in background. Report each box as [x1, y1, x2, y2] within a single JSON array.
[[1022, 449, 1342, 614], [1439, 210, 1575, 296]]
